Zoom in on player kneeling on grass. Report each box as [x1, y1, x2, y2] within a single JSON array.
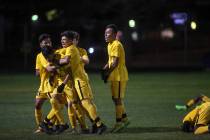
[[176, 94, 210, 134]]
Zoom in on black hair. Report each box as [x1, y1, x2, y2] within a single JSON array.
[[73, 31, 80, 41], [106, 24, 118, 33], [38, 33, 51, 43], [60, 30, 75, 40]]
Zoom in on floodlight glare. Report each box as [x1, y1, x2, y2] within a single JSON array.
[[131, 31, 138, 41], [31, 15, 39, 22], [88, 47, 94, 54], [129, 19, 136, 28], [191, 21, 197, 30]]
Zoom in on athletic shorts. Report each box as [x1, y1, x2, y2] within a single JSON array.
[[74, 80, 93, 100], [110, 81, 127, 99]]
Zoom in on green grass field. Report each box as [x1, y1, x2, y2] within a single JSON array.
[[1, 72, 210, 140]]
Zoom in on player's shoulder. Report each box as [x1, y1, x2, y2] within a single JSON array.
[[36, 52, 42, 58], [111, 40, 123, 48], [78, 47, 87, 53], [114, 40, 123, 46], [56, 47, 66, 54]]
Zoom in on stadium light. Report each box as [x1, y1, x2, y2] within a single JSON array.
[[31, 14, 39, 22], [88, 47, 94, 54], [191, 21, 197, 30], [129, 19, 136, 28]]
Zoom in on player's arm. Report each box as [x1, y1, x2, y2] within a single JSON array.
[[80, 55, 89, 65], [45, 64, 57, 72], [101, 57, 119, 83], [58, 56, 70, 65], [57, 74, 70, 93], [108, 56, 119, 73], [175, 95, 204, 111], [35, 69, 40, 76]]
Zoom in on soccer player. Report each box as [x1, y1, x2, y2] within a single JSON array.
[[182, 101, 210, 134], [73, 31, 96, 132], [58, 36, 89, 134], [102, 24, 129, 133], [59, 30, 107, 134], [34, 33, 58, 133]]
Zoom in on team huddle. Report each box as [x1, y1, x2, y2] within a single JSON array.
[[34, 24, 129, 135]]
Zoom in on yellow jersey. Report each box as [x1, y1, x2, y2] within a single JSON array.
[[35, 52, 54, 93], [77, 47, 88, 69], [54, 48, 74, 87], [107, 40, 128, 81], [65, 44, 88, 82]]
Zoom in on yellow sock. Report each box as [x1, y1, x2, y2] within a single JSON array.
[[46, 109, 55, 120], [194, 126, 209, 135], [121, 103, 128, 122], [68, 105, 77, 129], [82, 99, 102, 127], [50, 98, 65, 125], [35, 109, 42, 126], [73, 103, 88, 129], [116, 105, 123, 122]]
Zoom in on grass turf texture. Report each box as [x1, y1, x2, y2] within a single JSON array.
[[0, 72, 210, 140]]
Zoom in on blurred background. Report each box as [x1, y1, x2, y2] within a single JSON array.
[[0, 0, 210, 73]]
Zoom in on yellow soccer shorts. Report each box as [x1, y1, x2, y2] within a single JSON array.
[[75, 80, 93, 100], [110, 81, 127, 99], [63, 85, 79, 103]]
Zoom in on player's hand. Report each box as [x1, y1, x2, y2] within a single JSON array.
[[175, 105, 187, 111], [57, 83, 65, 93], [100, 69, 109, 83]]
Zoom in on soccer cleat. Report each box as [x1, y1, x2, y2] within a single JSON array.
[[69, 128, 79, 135], [55, 124, 69, 134], [175, 105, 187, 111], [34, 127, 44, 134], [122, 119, 130, 128], [111, 122, 124, 133], [90, 124, 98, 134], [97, 124, 107, 135], [39, 122, 53, 135]]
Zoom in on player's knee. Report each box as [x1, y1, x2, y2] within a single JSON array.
[[35, 99, 45, 109]]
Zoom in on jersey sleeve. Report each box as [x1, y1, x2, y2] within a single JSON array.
[[81, 49, 88, 59], [65, 47, 73, 58], [110, 44, 120, 57], [35, 54, 41, 70]]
